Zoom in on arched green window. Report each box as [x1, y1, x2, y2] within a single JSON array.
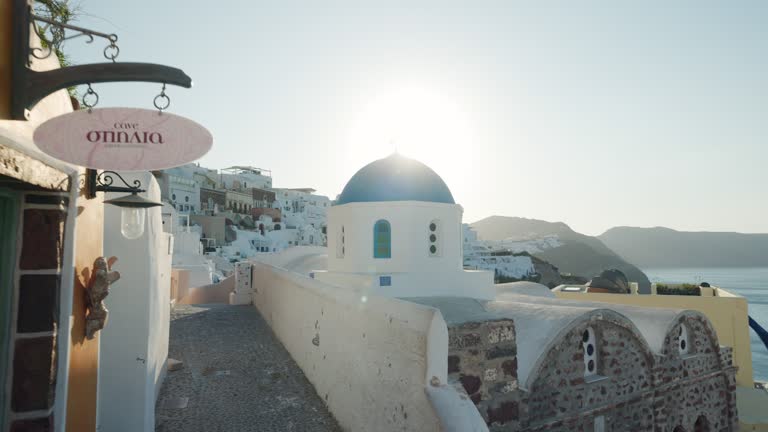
[[373, 220, 391, 258]]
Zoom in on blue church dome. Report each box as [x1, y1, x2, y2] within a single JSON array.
[[336, 154, 455, 205]]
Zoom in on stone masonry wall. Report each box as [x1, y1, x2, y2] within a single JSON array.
[[444, 308, 738, 432], [653, 316, 738, 432], [448, 319, 520, 431], [523, 316, 655, 432], [654, 373, 735, 432]]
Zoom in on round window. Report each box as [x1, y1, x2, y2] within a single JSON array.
[[430, 245, 437, 254], [587, 360, 595, 372], [587, 344, 594, 355], [680, 339, 686, 351], [429, 234, 437, 242], [582, 330, 590, 343], [429, 223, 436, 231]]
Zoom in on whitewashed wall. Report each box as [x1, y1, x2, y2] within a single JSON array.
[[314, 268, 494, 300], [168, 174, 200, 213], [251, 258, 488, 431], [229, 262, 253, 304], [321, 201, 495, 300], [173, 230, 203, 256], [99, 173, 171, 432], [327, 201, 464, 273], [172, 227, 213, 288], [171, 262, 213, 290]]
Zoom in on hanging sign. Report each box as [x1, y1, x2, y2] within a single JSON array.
[[33, 108, 212, 171]]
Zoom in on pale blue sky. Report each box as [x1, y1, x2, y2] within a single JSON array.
[[66, 1, 767, 235]]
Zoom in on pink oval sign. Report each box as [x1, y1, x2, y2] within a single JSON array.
[[33, 108, 213, 171]]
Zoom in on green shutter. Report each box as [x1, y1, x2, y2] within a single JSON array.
[[373, 220, 391, 258], [0, 190, 19, 425]]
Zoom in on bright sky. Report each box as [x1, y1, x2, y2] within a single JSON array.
[[65, 1, 767, 236]]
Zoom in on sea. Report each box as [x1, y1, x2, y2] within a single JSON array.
[[644, 267, 768, 383]]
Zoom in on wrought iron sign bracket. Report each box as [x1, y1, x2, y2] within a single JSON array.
[[11, 0, 193, 120], [85, 170, 163, 210], [85, 170, 145, 199]]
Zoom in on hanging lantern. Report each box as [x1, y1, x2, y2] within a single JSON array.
[[104, 192, 162, 239], [86, 171, 162, 239]]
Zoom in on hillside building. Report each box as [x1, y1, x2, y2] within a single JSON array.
[[272, 188, 330, 229], [225, 188, 253, 214], [219, 166, 272, 190]]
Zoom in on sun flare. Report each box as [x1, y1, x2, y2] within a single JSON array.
[[345, 85, 475, 172]]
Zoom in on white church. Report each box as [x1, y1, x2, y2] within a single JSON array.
[[313, 153, 494, 299]]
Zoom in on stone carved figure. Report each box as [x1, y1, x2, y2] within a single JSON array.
[[85, 256, 120, 339]]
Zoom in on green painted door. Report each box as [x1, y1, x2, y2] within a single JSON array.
[[0, 190, 19, 426]]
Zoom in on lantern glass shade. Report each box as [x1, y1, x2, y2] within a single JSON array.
[[104, 192, 161, 240], [121, 207, 146, 239]]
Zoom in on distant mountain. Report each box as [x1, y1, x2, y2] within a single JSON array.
[[471, 216, 652, 293], [599, 227, 768, 268]]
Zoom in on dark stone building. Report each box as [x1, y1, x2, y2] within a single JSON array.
[[415, 286, 738, 432]]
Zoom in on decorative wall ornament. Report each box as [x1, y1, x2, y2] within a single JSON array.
[[85, 256, 120, 339]]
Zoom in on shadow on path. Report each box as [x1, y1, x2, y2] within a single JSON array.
[[155, 304, 341, 432]]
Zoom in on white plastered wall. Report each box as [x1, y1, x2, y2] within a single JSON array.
[[168, 175, 200, 212], [328, 201, 463, 273], [99, 173, 171, 432], [251, 259, 487, 431], [314, 269, 493, 300], [321, 201, 494, 299], [171, 225, 213, 288]]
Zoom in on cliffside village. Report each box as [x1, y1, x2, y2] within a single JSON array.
[[156, 164, 330, 250]]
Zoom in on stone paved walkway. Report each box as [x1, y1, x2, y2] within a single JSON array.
[[155, 304, 341, 432]]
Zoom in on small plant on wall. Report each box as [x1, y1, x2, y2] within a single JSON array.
[[34, 0, 79, 66], [656, 283, 701, 296], [33, 0, 81, 98]]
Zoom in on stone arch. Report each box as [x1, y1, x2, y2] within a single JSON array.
[[526, 309, 655, 390], [657, 312, 735, 432], [661, 311, 723, 368], [693, 415, 710, 432], [525, 309, 655, 427]]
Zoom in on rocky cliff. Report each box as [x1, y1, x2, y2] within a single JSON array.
[[471, 216, 652, 292], [599, 226, 768, 268]]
